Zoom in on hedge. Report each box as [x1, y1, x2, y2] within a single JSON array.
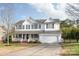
[[61, 27, 79, 42]]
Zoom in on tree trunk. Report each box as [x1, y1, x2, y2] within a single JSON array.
[[7, 33, 10, 45], [77, 39, 78, 43], [70, 39, 71, 43]]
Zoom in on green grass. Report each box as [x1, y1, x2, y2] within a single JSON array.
[[0, 43, 41, 55], [0, 42, 41, 48], [61, 42, 79, 55]]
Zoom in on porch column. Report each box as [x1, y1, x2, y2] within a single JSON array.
[[24, 34, 26, 41], [12, 34, 14, 42], [21, 34, 23, 42], [30, 24, 31, 29]]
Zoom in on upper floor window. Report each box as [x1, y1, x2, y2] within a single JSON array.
[[32, 24, 38, 29], [26, 25, 30, 29], [46, 24, 48, 29], [52, 23, 54, 28], [38, 24, 41, 29], [46, 23, 54, 29], [16, 25, 22, 29], [23, 25, 25, 29]]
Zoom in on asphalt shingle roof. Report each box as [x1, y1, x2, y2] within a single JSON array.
[[15, 20, 25, 25], [15, 18, 60, 25]]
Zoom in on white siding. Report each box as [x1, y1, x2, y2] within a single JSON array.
[[14, 18, 61, 43], [54, 23, 60, 30], [45, 23, 60, 31], [15, 19, 60, 32], [23, 20, 31, 25]]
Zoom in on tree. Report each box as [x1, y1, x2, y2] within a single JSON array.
[[65, 3, 79, 27], [65, 3, 79, 19], [0, 4, 15, 45], [60, 19, 74, 29]]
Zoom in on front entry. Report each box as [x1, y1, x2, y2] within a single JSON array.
[[23, 34, 29, 41], [26, 34, 29, 40], [23, 34, 39, 42], [14, 34, 39, 42]]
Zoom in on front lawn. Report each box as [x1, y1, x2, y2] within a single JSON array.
[[0, 43, 40, 55], [61, 42, 79, 56]]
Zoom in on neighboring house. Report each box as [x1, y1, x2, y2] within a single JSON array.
[[12, 17, 61, 43], [0, 26, 6, 42], [75, 19, 79, 26], [64, 19, 74, 25], [72, 19, 79, 27], [76, 19, 79, 24]]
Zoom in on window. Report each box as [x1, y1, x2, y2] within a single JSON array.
[[18, 25, 22, 29], [34, 24, 37, 29], [46, 24, 48, 28], [46, 23, 54, 29], [52, 23, 54, 28], [23, 34, 25, 39], [16, 34, 18, 38], [38, 24, 41, 29], [31, 34, 39, 38], [23, 25, 25, 29], [16, 25, 23, 29], [18, 34, 22, 38], [26, 25, 30, 29], [16, 34, 22, 38], [32, 24, 38, 29]]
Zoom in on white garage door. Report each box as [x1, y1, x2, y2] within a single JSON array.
[[39, 34, 59, 43]]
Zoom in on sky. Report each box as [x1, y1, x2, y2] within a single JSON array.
[[0, 3, 68, 21]]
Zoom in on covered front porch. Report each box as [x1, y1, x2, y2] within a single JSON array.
[[13, 34, 39, 42]]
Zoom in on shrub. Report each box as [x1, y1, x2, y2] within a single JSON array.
[[61, 27, 79, 42], [29, 40, 41, 43], [3, 35, 12, 43]]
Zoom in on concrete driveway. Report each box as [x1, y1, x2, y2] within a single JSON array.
[[5, 43, 61, 56]]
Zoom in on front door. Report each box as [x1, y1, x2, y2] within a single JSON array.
[[23, 34, 25, 40], [26, 34, 29, 41], [23, 34, 29, 41], [26, 34, 29, 40]]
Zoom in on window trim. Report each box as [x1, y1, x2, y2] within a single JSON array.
[[26, 25, 30, 29], [23, 25, 25, 29], [31, 24, 38, 29], [46, 23, 54, 29]]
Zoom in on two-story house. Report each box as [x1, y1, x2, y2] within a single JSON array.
[[12, 17, 61, 43]]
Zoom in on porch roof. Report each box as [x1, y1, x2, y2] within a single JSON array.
[[14, 30, 61, 34]]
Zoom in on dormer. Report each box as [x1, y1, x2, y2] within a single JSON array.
[[44, 17, 54, 23], [27, 17, 37, 24], [23, 17, 36, 25], [44, 18, 60, 30]]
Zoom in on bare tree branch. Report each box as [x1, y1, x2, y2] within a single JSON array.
[[65, 3, 79, 19], [0, 3, 15, 45]]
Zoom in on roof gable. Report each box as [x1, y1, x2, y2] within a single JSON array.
[[15, 20, 25, 25], [35, 19, 46, 23], [44, 17, 59, 23], [44, 18, 53, 23]]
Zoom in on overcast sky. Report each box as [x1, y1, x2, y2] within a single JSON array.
[[0, 3, 69, 21]]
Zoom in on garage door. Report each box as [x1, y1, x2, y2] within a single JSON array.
[[39, 34, 59, 43]]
